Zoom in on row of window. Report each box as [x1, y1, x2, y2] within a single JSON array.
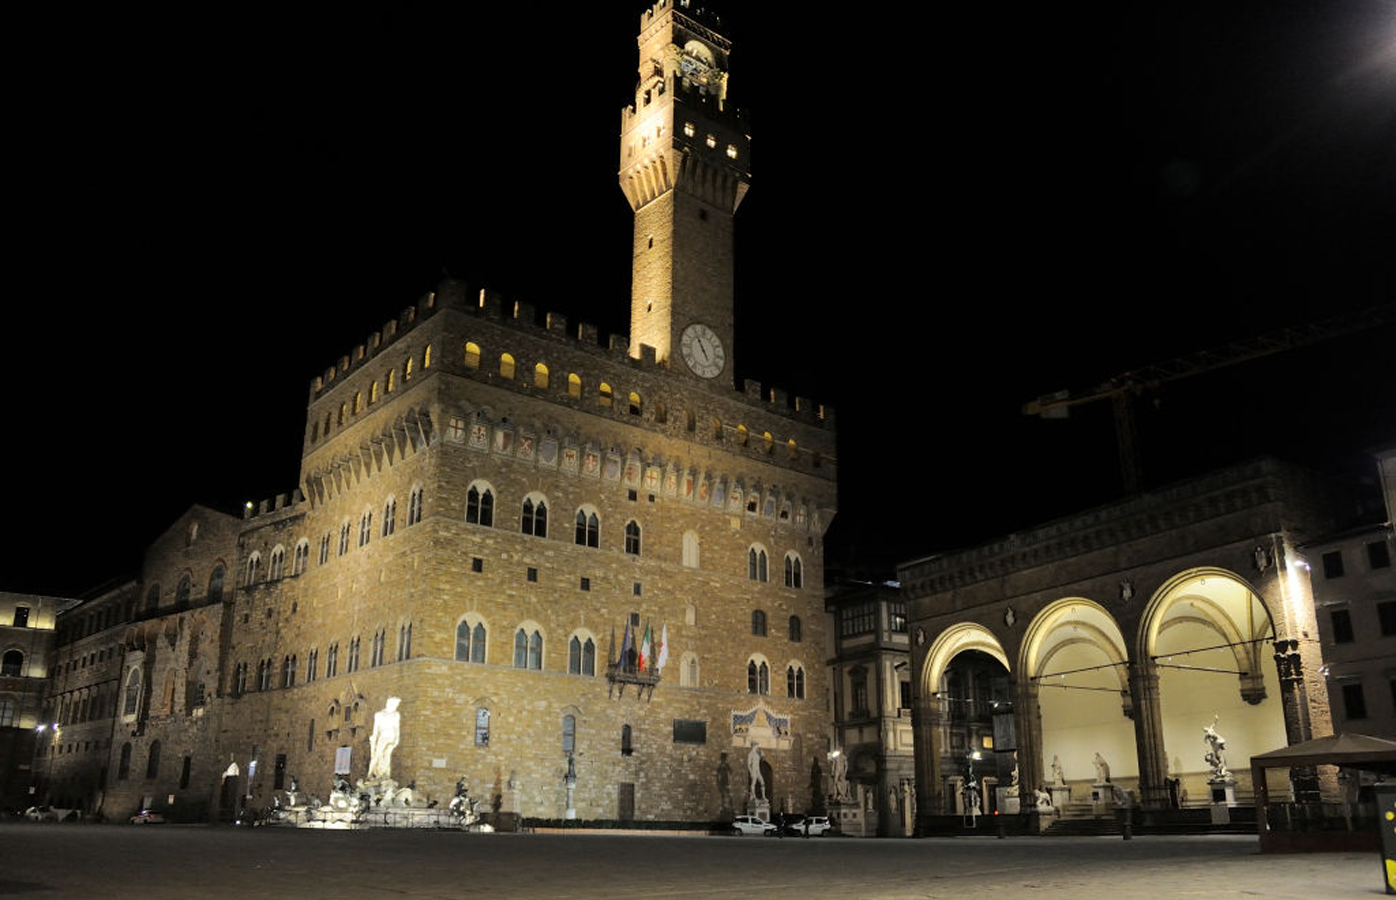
[[745, 659, 807, 699], [1334, 677, 1396, 723], [1327, 600, 1396, 644], [837, 601, 908, 638], [229, 625, 414, 695], [1320, 540, 1392, 579], [750, 611, 802, 643]]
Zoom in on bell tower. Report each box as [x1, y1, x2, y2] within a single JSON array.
[[620, 1, 750, 384]]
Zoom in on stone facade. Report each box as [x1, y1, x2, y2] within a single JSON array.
[[81, 2, 838, 826], [1, 592, 62, 810]]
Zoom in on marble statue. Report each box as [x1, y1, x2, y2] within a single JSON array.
[[1051, 754, 1066, 787], [1034, 788, 1053, 810], [367, 696, 401, 780], [747, 744, 766, 801], [831, 750, 851, 802], [1203, 714, 1230, 780], [1010, 759, 1020, 787], [1092, 752, 1111, 784]]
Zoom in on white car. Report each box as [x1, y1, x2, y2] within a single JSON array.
[[130, 809, 166, 824], [731, 815, 777, 836]]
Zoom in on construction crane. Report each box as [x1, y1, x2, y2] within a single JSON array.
[[1023, 302, 1395, 494]]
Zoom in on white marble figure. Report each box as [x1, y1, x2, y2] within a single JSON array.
[[1092, 752, 1111, 784], [1203, 714, 1230, 780], [1034, 788, 1053, 810], [1010, 759, 1020, 788], [747, 744, 766, 801], [1051, 754, 1067, 787], [830, 750, 852, 802], [367, 697, 402, 780]]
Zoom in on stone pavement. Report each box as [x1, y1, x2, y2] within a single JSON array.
[[0, 824, 1383, 899]]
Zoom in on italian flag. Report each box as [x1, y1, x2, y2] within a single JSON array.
[[638, 623, 652, 671]]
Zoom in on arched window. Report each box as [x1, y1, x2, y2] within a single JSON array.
[[338, 523, 350, 556], [682, 531, 700, 568], [575, 508, 599, 548], [568, 635, 596, 676], [118, 743, 132, 779], [175, 575, 192, 608], [398, 622, 412, 661], [763, 431, 774, 454], [387, 368, 396, 392], [281, 655, 294, 688], [534, 363, 549, 389], [562, 714, 576, 754], [423, 344, 433, 369], [408, 486, 424, 525], [405, 357, 415, 381], [208, 565, 225, 603], [382, 497, 397, 536], [293, 540, 309, 575], [352, 391, 362, 415], [326, 644, 339, 678], [748, 546, 769, 582], [787, 664, 805, 699], [680, 652, 700, 688], [499, 353, 515, 380], [624, 521, 641, 556], [567, 373, 582, 398], [752, 610, 767, 636], [513, 628, 543, 669], [123, 668, 141, 716], [621, 724, 634, 756], [747, 659, 770, 695], [1, 650, 23, 677], [465, 342, 481, 369], [358, 512, 372, 548], [599, 382, 613, 408], [456, 619, 487, 663], [467, 484, 494, 526], [270, 546, 286, 579], [521, 497, 548, 537], [475, 708, 490, 746], [370, 380, 380, 403], [628, 392, 642, 416], [338, 403, 347, 425], [784, 553, 803, 589], [789, 615, 803, 643]]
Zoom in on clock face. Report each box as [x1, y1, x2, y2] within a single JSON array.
[[679, 323, 725, 379]]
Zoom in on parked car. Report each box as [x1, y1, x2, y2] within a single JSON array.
[[731, 814, 778, 836], [130, 809, 166, 824], [25, 806, 58, 822], [782, 814, 833, 836]]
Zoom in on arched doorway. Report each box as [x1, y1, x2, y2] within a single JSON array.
[[1020, 598, 1135, 803], [1140, 568, 1285, 807], [919, 624, 1011, 814]]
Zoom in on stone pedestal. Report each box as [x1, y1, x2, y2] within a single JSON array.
[[828, 799, 869, 837], [749, 796, 770, 822], [996, 787, 1020, 815], [1049, 785, 1071, 811], [1090, 783, 1116, 816], [1209, 778, 1237, 823]]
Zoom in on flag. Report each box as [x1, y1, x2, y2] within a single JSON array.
[[618, 620, 633, 669], [656, 623, 669, 674], [638, 623, 652, 671]]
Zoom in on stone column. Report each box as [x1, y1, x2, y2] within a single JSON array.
[[1014, 678, 1044, 796], [911, 696, 943, 836], [1273, 639, 1320, 803], [1127, 660, 1170, 810]]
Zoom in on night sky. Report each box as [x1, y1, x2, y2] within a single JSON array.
[[8, 3, 1394, 598]]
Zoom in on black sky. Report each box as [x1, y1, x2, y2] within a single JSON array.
[[8, 2, 1394, 597]]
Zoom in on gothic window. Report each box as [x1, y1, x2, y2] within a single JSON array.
[[521, 497, 548, 537], [306, 649, 318, 683], [381, 497, 397, 537], [338, 522, 350, 556], [123, 668, 141, 716], [788, 615, 802, 643], [465, 342, 481, 369], [326, 644, 339, 678], [234, 662, 247, 695], [747, 659, 770, 695], [783, 553, 803, 589], [624, 520, 641, 556], [575, 509, 599, 548], [408, 486, 424, 525], [752, 610, 767, 637], [786, 664, 805, 699], [347, 637, 360, 673], [562, 714, 576, 754], [534, 363, 549, 389], [281, 655, 295, 688], [293, 540, 309, 575], [359, 512, 372, 547], [568, 635, 596, 676], [682, 531, 700, 568], [513, 628, 543, 669], [499, 353, 515, 380], [680, 652, 699, 688], [318, 534, 330, 565], [258, 659, 272, 691], [475, 707, 490, 746], [2, 650, 23, 677], [398, 622, 412, 660], [456, 619, 487, 663], [467, 484, 495, 527], [748, 546, 768, 582]]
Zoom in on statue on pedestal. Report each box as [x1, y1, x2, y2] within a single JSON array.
[[1051, 754, 1066, 787], [367, 697, 401, 781], [830, 750, 851, 803], [1203, 714, 1231, 780], [747, 744, 766, 801], [1091, 752, 1111, 784]]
